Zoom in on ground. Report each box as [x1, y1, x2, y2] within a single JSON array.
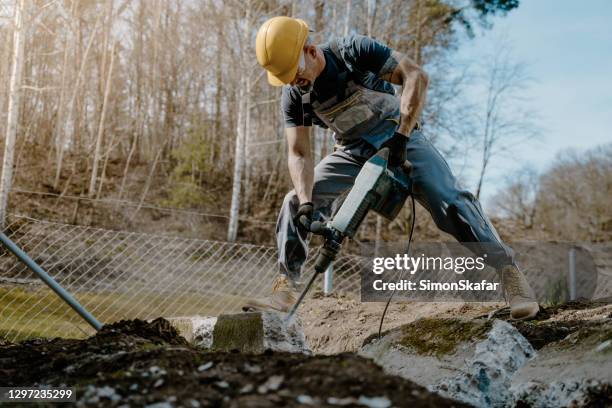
[[299, 293, 612, 354], [0, 318, 467, 407], [299, 292, 503, 354]]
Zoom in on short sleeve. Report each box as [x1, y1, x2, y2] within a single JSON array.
[[281, 86, 311, 128], [342, 34, 393, 76]]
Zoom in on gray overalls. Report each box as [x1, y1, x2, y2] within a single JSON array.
[[277, 41, 514, 281]]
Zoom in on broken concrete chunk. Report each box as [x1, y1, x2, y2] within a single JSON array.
[[361, 315, 612, 407], [166, 316, 217, 345], [361, 318, 535, 407], [509, 320, 612, 407], [204, 311, 309, 354], [167, 312, 309, 353]]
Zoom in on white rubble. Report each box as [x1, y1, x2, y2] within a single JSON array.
[[360, 317, 611, 407], [169, 312, 309, 353]]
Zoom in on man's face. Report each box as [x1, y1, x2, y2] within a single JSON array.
[[290, 46, 318, 90]]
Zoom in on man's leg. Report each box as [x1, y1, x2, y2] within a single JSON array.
[[244, 146, 369, 312], [406, 130, 539, 319]]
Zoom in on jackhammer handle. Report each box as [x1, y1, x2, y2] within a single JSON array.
[[298, 215, 325, 234]]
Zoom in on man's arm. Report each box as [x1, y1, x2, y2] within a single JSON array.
[[286, 126, 313, 204], [379, 50, 429, 136]]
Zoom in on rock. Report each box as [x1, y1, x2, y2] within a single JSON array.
[[296, 395, 316, 405], [207, 311, 309, 354], [214, 381, 229, 389], [239, 384, 254, 394], [257, 375, 284, 393], [360, 315, 612, 407], [327, 396, 358, 406], [360, 318, 535, 407], [509, 320, 612, 407], [191, 317, 217, 347], [144, 402, 174, 408], [595, 339, 611, 353], [166, 316, 217, 345], [197, 362, 213, 372], [357, 396, 392, 408], [243, 363, 262, 373], [260, 312, 309, 354], [167, 312, 309, 353], [432, 319, 535, 407]]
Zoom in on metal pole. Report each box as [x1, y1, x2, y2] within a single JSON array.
[[0, 232, 103, 331], [324, 264, 334, 295], [568, 247, 576, 301]]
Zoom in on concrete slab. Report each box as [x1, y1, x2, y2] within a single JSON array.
[[167, 312, 309, 354]]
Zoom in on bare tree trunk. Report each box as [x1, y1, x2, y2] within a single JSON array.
[[88, 41, 115, 198], [366, 0, 377, 37], [0, 0, 27, 227], [130, 146, 162, 221], [243, 75, 253, 212], [117, 131, 138, 204], [344, 0, 352, 36], [227, 83, 246, 241], [52, 35, 70, 188], [55, 14, 100, 189]]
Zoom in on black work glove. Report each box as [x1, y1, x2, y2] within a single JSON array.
[[381, 131, 408, 168], [294, 202, 314, 235]]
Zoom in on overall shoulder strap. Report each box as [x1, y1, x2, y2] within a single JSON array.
[[329, 37, 350, 101]]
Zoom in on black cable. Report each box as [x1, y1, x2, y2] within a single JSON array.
[[377, 194, 416, 339]]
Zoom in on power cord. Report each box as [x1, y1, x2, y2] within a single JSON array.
[[377, 194, 416, 339]]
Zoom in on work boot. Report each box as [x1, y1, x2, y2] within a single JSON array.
[[242, 274, 298, 313], [499, 264, 540, 320]]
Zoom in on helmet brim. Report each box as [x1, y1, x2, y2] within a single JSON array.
[[267, 64, 299, 87]]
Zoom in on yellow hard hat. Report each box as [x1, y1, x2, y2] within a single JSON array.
[[256, 16, 309, 86]]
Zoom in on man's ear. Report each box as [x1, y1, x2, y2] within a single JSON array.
[[305, 44, 317, 58]]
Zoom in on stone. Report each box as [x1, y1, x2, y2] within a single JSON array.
[[360, 318, 535, 407], [360, 316, 612, 407], [195, 311, 310, 354]]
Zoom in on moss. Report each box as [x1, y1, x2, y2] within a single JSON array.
[[212, 313, 264, 354], [398, 318, 492, 358], [138, 343, 164, 351]]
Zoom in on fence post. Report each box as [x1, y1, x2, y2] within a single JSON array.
[[0, 232, 103, 331], [324, 264, 334, 296], [568, 247, 577, 301]]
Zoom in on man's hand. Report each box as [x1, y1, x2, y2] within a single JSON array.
[[294, 201, 314, 235], [381, 131, 408, 168]]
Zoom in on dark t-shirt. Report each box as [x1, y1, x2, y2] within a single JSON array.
[[281, 34, 396, 128]]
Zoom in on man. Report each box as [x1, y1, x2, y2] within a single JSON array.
[[245, 16, 539, 320]]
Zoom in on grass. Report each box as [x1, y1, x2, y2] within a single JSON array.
[[0, 284, 254, 343]]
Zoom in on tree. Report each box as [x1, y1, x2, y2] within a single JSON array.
[[490, 166, 539, 228], [473, 42, 539, 199], [0, 0, 26, 227]]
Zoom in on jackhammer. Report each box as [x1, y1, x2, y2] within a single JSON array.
[[286, 147, 412, 321]]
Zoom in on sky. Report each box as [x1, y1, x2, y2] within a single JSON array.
[[449, 0, 612, 208]]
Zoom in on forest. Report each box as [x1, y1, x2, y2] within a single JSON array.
[[0, 0, 608, 244]]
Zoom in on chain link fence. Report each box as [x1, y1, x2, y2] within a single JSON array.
[[0, 215, 363, 342], [1, 214, 610, 343]]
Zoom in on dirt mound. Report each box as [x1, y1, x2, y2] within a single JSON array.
[[0, 318, 466, 407], [300, 292, 501, 354], [98, 317, 190, 346]]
